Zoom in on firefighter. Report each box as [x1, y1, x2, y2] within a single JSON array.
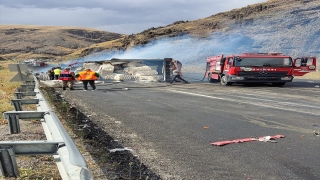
[[75, 68, 100, 91], [53, 67, 62, 80], [59, 67, 76, 90], [170, 60, 189, 84]]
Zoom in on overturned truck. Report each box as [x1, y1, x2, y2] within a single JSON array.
[[77, 58, 174, 82]]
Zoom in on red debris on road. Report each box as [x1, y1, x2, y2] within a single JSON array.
[[211, 134, 285, 146]]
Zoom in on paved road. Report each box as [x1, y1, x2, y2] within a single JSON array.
[[60, 78, 320, 180]]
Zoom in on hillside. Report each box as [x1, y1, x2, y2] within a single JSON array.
[[0, 0, 319, 68], [0, 25, 124, 60]]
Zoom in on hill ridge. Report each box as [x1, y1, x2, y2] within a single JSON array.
[[0, 0, 319, 63]]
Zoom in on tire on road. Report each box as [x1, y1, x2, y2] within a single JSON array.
[[220, 75, 233, 86]]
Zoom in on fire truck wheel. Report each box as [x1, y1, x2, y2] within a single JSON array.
[[271, 82, 286, 86], [220, 75, 233, 86]]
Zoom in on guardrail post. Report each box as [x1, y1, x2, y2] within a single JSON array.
[[15, 87, 35, 92], [15, 83, 36, 93], [10, 101, 22, 111], [10, 99, 40, 111], [0, 141, 63, 178], [20, 84, 35, 90], [14, 92, 37, 99], [3, 113, 20, 134], [0, 149, 19, 177], [3, 111, 48, 134], [24, 81, 36, 85], [0, 141, 63, 155], [14, 93, 23, 99]]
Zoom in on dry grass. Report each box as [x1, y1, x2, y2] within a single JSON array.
[[0, 61, 21, 121]]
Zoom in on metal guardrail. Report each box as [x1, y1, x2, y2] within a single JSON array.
[[1, 77, 94, 179]]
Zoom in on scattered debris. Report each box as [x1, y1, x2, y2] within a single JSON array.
[[83, 124, 90, 128], [257, 135, 277, 143], [211, 134, 285, 146], [109, 147, 133, 153], [313, 124, 320, 128]]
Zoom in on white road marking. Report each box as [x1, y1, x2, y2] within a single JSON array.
[[165, 89, 320, 116]]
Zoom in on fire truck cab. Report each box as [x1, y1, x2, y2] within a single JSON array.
[[205, 52, 317, 86]]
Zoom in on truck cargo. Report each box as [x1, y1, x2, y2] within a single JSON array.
[[75, 58, 175, 82], [205, 52, 317, 86]]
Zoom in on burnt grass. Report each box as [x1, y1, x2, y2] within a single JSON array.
[[42, 87, 162, 180]]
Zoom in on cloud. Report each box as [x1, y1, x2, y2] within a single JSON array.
[[0, 0, 267, 34]]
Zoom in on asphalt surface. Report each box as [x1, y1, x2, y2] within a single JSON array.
[[58, 77, 320, 180]]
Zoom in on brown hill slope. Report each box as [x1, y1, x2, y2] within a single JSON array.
[[0, 25, 124, 60]]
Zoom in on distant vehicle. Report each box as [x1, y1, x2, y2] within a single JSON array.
[[33, 61, 47, 67], [68, 62, 78, 67], [205, 52, 317, 86], [23, 59, 48, 67]]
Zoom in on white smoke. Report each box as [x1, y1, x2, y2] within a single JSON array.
[[75, 32, 254, 71]]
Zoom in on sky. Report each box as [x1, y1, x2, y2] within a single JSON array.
[[0, 0, 267, 35]]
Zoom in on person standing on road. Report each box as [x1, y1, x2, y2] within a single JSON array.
[[170, 60, 189, 84], [48, 67, 55, 80], [53, 67, 62, 80], [59, 67, 76, 90], [75, 68, 100, 91]]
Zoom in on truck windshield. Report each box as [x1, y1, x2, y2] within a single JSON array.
[[234, 58, 293, 67]]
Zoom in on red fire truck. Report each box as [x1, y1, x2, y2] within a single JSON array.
[[205, 52, 317, 86]]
